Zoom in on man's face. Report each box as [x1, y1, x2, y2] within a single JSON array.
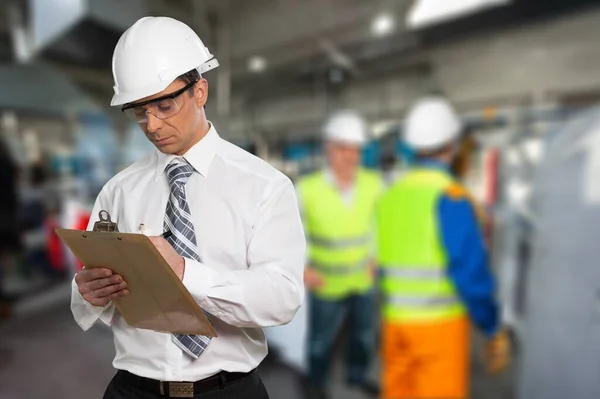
[[326, 141, 362, 178], [129, 78, 209, 155]]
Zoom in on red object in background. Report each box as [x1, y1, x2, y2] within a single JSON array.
[[483, 148, 500, 246], [45, 211, 92, 273], [73, 212, 91, 271], [46, 216, 64, 272]]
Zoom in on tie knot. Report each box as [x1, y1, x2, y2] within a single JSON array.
[[166, 159, 195, 188]]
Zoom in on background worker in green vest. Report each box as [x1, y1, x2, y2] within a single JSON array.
[[298, 110, 383, 399], [376, 97, 510, 399]]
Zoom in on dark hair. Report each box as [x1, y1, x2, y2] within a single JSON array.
[[177, 69, 201, 97]]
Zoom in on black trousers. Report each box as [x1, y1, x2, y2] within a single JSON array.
[[103, 370, 270, 399]]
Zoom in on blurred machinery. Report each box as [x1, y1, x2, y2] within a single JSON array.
[[517, 107, 600, 399]]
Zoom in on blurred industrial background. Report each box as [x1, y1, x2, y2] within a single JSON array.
[[1, 0, 600, 398]]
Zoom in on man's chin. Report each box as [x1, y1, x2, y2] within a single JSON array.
[[154, 142, 179, 155]]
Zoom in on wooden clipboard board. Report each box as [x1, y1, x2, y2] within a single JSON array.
[[55, 228, 217, 337]]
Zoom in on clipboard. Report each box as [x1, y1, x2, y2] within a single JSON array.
[[55, 228, 217, 337]]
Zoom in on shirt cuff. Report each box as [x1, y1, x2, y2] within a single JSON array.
[[85, 300, 116, 327], [182, 257, 220, 313], [71, 297, 115, 330], [71, 279, 115, 330]]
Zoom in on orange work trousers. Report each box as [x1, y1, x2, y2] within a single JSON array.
[[381, 316, 469, 399]]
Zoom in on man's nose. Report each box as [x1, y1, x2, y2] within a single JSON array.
[[146, 113, 163, 133]]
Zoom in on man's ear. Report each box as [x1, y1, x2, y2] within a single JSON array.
[[194, 79, 208, 108]]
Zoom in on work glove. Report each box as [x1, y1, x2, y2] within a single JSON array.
[[484, 327, 511, 374]]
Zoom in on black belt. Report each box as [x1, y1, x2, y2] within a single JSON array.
[[118, 369, 254, 398]]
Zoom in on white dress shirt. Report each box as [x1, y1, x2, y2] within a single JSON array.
[[71, 123, 306, 382]]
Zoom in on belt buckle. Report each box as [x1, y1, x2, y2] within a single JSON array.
[[168, 382, 194, 398]]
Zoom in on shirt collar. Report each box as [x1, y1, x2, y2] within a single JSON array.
[[153, 122, 219, 182], [324, 167, 358, 191]]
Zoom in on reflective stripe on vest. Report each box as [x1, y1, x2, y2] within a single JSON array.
[[386, 295, 460, 307], [312, 257, 370, 275], [308, 234, 371, 249], [382, 266, 446, 280]]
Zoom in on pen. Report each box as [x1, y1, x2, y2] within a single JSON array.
[[161, 230, 173, 239]]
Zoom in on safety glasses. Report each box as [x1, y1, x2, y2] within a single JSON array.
[[121, 80, 198, 123]]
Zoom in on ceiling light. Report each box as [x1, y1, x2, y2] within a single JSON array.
[[248, 56, 267, 73], [407, 0, 511, 30], [371, 13, 395, 37]]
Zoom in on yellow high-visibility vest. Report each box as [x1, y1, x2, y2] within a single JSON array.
[[299, 169, 382, 299], [376, 168, 467, 322]]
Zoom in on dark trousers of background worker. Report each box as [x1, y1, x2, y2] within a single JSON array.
[[307, 289, 377, 389], [103, 369, 270, 399]]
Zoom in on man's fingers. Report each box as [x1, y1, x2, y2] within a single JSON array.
[[84, 286, 129, 307], [108, 289, 130, 300], [93, 275, 123, 291], [79, 275, 123, 295], [76, 268, 113, 284], [94, 281, 128, 298]]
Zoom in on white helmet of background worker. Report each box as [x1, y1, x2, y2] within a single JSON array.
[[323, 110, 369, 146], [110, 16, 219, 106], [404, 96, 462, 151]]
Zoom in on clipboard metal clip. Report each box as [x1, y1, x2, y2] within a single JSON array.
[[93, 210, 119, 233]]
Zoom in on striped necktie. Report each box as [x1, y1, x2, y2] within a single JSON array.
[[164, 158, 211, 358]]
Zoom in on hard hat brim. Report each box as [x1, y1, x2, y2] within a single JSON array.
[[110, 79, 172, 106], [110, 58, 220, 107]]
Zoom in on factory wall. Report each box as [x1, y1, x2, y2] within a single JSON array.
[[227, 7, 600, 140], [432, 7, 600, 105]]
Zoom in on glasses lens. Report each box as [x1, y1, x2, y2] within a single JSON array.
[[123, 98, 181, 123], [148, 98, 180, 119], [123, 106, 148, 123]]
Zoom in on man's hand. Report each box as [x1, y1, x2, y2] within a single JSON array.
[[368, 259, 377, 282], [484, 328, 511, 374], [148, 236, 185, 280], [304, 267, 325, 290], [75, 268, 128, 307]]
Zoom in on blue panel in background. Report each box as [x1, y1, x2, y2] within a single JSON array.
[[284, 143, 312, 161], [122, 122, 156, 165], [75, 112, 119, 189], [397, 140, 415, 165], [362, 141, 381, 168]]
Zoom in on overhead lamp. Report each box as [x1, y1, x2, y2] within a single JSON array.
[[371, 13, 395, 37], [248, 56, 267, 73], [406, 0, 512, 30]]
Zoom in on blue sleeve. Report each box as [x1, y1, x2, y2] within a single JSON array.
[[438, 195, 499, 337]]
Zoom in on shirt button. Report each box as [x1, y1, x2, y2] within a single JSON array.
[[217, 312, 224, 318]]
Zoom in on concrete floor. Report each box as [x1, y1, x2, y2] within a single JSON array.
[[0, 284, 515, 399]]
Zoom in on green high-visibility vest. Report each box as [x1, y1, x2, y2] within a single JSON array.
[[376, 168, 466, 322], [299, 169, 382, 299]]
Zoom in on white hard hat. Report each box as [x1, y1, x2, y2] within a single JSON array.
[[323, 110, 368, 146], [110, 17, 219, 106], [404, 97, 462, 150]]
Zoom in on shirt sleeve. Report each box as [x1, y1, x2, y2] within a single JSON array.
[[295, 183, 312, 266], [70, 185, 116, 331], [438, 191, 500, 337], [182, 177, 306, 329]]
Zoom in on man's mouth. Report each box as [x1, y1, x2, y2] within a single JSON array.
[[153, 137, 171, 145]]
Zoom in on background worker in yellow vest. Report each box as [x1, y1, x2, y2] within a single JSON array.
[[299, 110, 383, 399], [376, 97, 510, 399]]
